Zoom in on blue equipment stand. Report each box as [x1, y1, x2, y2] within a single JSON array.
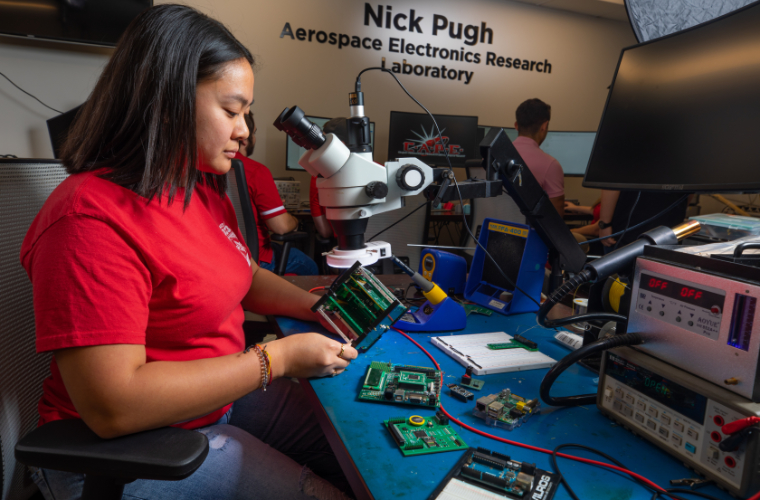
[[465, 218, 547, 315], [394, 296, 467, 332], [419, 249, 467, 295]]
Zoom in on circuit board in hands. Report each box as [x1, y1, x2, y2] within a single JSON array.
[[359, 361, 441, 407], [473, 388, 540, 430], [311, 262, 407, 353], [384, 411, 467, 456]]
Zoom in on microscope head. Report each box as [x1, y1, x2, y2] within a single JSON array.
[[274, 106, 434, 267], [273, 106, 326, 150]]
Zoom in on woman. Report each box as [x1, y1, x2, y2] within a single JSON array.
[[20, 5, 356, 499], [566, 197, 602, 239], [238, 112, 319, 275]]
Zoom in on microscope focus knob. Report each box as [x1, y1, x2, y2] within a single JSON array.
[[396, 164, 425, 191], [365, 181, 389, 199]]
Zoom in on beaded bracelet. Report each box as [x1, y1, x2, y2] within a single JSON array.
[[257, 344, 272, 385], [244, 344, 271, 391]]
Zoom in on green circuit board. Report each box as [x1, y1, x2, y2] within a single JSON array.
[[460, 377, 485, 391], [311, 262, 408, 353], [385, 412, 468, 456], [486, 334, 539, 352], [359, 361, 441, 407], [473, 388, 541, 431]]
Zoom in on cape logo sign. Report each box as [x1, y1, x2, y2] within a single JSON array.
[[279, 3, 554, 86], [402, 126, 464, 157]]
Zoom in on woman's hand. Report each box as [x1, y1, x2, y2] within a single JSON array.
[[265, 333, 358, 379], [564, 201, 580, 212]]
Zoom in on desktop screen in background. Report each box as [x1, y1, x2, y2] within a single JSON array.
[[539, 131, 596, 176], [477, 126, 595, 176], [286, 117, 375, 171]]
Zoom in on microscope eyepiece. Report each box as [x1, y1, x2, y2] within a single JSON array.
[[273, 106, 326, 150]]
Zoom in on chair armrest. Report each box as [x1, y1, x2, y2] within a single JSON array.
[[270, 231, 309, 243], [15, 419, 208, 481]]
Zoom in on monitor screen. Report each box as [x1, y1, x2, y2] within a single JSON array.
[[584, 2, 760, 192], [482, 228, 526, 291], [0, 1, 151, 47], [477, 126, 594, 176], [540, 131, 596, 176], [388, 112, 478, 167], [286, 116, 375, 171], [47, 104, 83, 159]]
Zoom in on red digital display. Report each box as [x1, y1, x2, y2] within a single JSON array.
[[679, 287, 703, 300], [648, 278, 668, 290], [640, 273, 723, 310]]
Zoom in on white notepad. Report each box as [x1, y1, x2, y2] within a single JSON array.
[[430, 332, 556, 375]]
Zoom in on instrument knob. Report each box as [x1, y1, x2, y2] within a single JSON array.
[[365, 181, 388, 199], [396, 164, 425, 190]]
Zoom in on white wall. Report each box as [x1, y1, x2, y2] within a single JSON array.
[[1, 0, 635, 191], [200, 0, 635, 185], [0, 37, 111, 158]]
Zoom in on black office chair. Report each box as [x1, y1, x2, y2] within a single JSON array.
[[270, 231, 310, 275], [228, 159, 259, 263], [2, 159, 208, 500]]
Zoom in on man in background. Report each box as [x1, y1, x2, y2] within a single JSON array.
[[512, 98, 565, 217]]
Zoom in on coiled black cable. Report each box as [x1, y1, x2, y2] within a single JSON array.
[[536, 269, 628, 329], [540, 332, 643, 406]]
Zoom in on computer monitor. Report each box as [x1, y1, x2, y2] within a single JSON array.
[[0, 1, 151, 47], [584, 2, 760, 192], [477, 126, 595, 176], [47, 104, 84, 159], [477, 126, 517, 160], [286, 116, 375, 171], [388, 111, 478, 167], [539, 131, 596, 177]]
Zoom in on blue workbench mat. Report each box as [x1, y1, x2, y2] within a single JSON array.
[[275, 313, 735, 500]]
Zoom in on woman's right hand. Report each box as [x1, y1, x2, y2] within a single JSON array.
[[564, 201, 580, 212], [264, 333, 358, 379], [599, 226, 617, 247]]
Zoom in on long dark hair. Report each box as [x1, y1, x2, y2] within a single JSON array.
[[61, 4, 254, 206]]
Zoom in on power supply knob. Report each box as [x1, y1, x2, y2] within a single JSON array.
[[364, 181, 388, 199], [396, 164, 425, 191]]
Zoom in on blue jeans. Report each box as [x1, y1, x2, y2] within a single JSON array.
[[260, 244, 319, 276], [30, 378, 352, 499]]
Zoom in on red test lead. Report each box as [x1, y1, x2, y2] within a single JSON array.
[[722, 416, 760, 435]]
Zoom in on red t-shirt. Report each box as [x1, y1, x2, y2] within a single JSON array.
[[238, 153, 287, 265], [309, 176, 324, 217], [20, 170, 252, 430]]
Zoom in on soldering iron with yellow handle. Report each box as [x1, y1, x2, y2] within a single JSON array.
[[390, 255, 467, 332]]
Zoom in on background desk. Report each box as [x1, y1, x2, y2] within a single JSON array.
[[427, 210, 467, 247], [274, 276, 734, 500]]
